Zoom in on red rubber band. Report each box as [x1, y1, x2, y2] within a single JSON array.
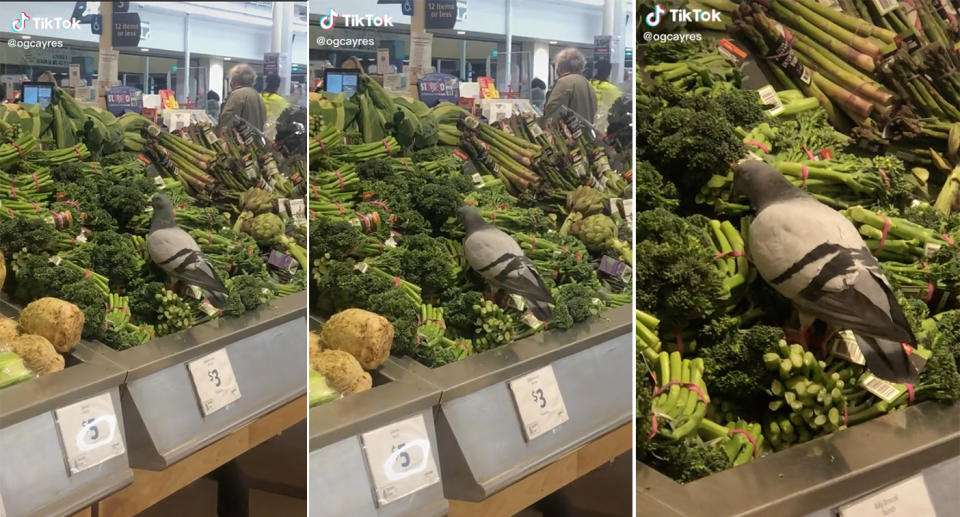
[[7, 208, 14, 218], [801, 146, 816, 160], [574, 252, 582, 263], [648, 413, 658, 440], [84, 269, 91, 279], [924, 281, 935, 302], [334, 170, 344, 190], [675, 332, 684, 355], [8, 183, 16, 200], [903, 382, 915, 405], [943, 234, 955, 246], [31, 202, 39, 213], [530, 237, 536, 250], [744, 141, 770, 153], [393, 277, 401, 287], [715, 250, 744, 258], [31, 173, 40, 191], [801, 164, 809, 188], [876, 168, 891, 190], [11, 142, 24, 159], [310, 184, 319, 198], [873, 215, 891, 254], [73, 145, 82, 160], [372, 200, 390, 212], [335, 201, 344, 214], [728, 429, 759, 458], [382, 139, 392, 153]]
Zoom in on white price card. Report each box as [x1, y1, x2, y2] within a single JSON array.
[[187, 348, 241, 416], [54, 392, 126, 475], [839, 474, 936, 516], [509, 365, 569, 441], [360, 415, 440, 507]]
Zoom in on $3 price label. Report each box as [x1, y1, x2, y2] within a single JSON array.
[[54, 392, 126, 475], [509, 365, 569, 441], [360, 414, 439, 507], [187, 348, 241, 416]]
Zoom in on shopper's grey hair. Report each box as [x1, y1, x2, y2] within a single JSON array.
[[555, 48, 586, 75], [229, 64, 257, 87]]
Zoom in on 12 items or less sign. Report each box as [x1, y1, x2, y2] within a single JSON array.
[[360, 415, 440, 506], [509, 365, 569, 441], [187, 348, 242, 416], [54, 392, 126, 475]]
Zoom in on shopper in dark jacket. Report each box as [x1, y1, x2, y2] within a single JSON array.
[[219, 63, 266, 131], [530, 77, 547, 111], [206, 90, 220, 122], [543, 48, 596, 123]]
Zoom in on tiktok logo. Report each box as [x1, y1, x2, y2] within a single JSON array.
[[645, 4, 665, 27], [320, 8, 338, 30], [11, 11, 29, 32]]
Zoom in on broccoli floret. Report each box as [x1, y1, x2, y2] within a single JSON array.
[[9, 253, 81, 302], [411, 147, 449, 163], [635, 209, 727, 331], [59, 279, 108, 339], [355, 158, 396, 181], [646, 439, 729, 484], [89, 232, 146, 289], [442, 289, 485, 339], [417, 182, 461, 230], [129, 281, 166, 324], [698, 318, 782, 408], [395, 234, 459, 297], [228, 273, 274, 312], [929, 245, 960, 292], [681, 88, 765, 129], [550, 282, 604, 330], [309, 217, 364, 261], [103, 175, 154, 230], [0, 217, 64, 255], [636, 160, 679, 211], [365, 288, 419, 357]]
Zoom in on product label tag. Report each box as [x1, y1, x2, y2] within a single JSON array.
[[757, 85, 785, 116], [360, 414, 440, 507], [55, 392, 126, 475], [831, 330, 866, 365], [860, 373, 905, 403], [187, 348, 242, 416], [509, 365, 569, 441], [838, 473, 935, 516]]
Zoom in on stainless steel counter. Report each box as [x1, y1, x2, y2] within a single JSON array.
[[398, 305, 634, 501], [636, 402, 960, 517], [0, 303, 132, 517]]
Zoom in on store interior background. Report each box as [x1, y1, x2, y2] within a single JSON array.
[[0, 2, 310, 107], [308, 0, 634, 100]]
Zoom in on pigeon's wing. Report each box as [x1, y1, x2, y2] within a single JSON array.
[[464, 228, 552, 302], [751, 199, 913, 343], [148, 228, 226, 293]]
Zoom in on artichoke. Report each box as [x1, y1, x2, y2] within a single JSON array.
[[577, 214, 618, 252], [248, 213, 285, 246]]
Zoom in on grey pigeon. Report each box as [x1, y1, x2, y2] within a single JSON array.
[[457, 205, 554, 321], [734, 159, 920, 383], [147, 194, 227, 309]]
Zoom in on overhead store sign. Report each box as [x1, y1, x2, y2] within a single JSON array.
[[264, 52, 279, 76], [425, 0, 456, 29], [112, 12, 141, 46], [402, 0, 414, 16], [24, 49, 72, 68]]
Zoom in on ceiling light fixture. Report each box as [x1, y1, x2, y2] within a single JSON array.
[[456, 30, 465, 35], [21, 35, 31, 40], [549, 40, 558, 44]]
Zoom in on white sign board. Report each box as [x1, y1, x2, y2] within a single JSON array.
[[98, 49, 119, 84], [408, 30, 434, 87], [187, 348, 242, 416], [509, 365, 569, 441], [69, 64, 82, 87], [54, 392, 126, 475], [377, 48, 391, 75], [360, 415, 440, 506], [838, 474, 936, 517]]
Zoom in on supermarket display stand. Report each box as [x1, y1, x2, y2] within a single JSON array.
[[447, 422, 632, 517], [308, 314, 448, 517], [92, 393, 306, 517], [85, 291, 308, 470], [405, 304, 634, 501], [0, 302, 133, 517], [636, 402, 960, 516]]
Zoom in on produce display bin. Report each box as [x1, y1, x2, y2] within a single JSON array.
[[0, 302, 133, 517], [308, 350, 448, 517], [81, 291, 308, 470], [636, 402, 960, 516], [396, 304, 633, 501]]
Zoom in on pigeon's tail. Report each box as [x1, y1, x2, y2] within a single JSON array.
[[859, 334, 921, 384], [527, 298, 553, 322], [204, 288, 227, 310]]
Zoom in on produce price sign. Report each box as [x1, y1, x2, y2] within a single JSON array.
[[360, 415, 440, 506], [187, 348, 241, 416], [838, 474, 935, 516], [509, 365, 569, 441], [54, 392, 126, 475]]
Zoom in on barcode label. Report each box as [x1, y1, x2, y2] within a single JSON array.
[[757, 85, 784, 116], [923, 242, 942, 257], [799, 66, 812, 85], [860, 373, 904, 403], [831, 330, 866, 365], [872, 0, 897, 15], [529, 123, 544, 138], [471, 173, 484, 186]]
